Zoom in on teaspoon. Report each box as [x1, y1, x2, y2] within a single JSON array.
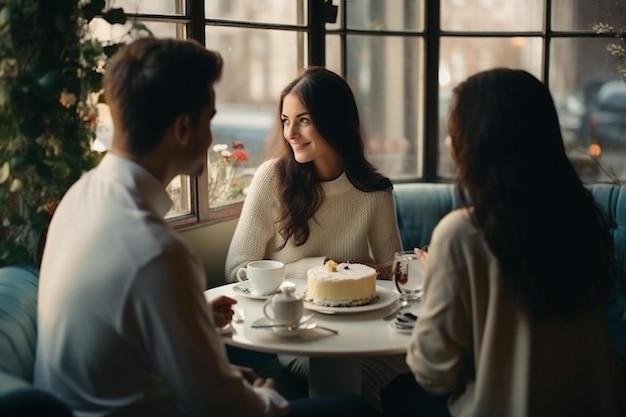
[[383, 299, 409, 320]]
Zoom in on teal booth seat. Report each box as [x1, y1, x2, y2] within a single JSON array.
[[0, 265, 72, 416]]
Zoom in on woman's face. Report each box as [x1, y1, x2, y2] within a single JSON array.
[[281, 93, 342, 179]]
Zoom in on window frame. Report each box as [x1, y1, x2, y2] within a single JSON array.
[[118, 0, 619, 229]]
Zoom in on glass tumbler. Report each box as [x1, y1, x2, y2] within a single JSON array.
[[391, 250, 423, 301]]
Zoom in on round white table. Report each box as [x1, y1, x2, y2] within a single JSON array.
[[204, 278, 419, 397]]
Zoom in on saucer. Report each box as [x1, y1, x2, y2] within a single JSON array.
[[251, 314, 314, 338], [232, 282, 278, 300]]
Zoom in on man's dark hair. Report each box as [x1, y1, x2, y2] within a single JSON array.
[[104, 37, 223, 154]]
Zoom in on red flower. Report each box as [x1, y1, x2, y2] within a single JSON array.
[[232, 148, 249, 162]]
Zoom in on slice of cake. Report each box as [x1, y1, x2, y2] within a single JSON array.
[[306, 261, 378, 307]]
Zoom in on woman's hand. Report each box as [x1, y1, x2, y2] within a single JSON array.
[[414, 245, 429, 268], [232, 365, 276, 389], [210, 295, 237, 328]]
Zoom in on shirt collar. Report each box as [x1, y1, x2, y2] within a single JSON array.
[[97, 153, 173, 218]]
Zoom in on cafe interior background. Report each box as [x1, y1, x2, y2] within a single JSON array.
[[4, 0, 626, 286]]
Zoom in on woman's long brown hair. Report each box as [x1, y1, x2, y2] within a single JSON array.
[[448, 68, 614, 320], [271, 67, 392, 250]]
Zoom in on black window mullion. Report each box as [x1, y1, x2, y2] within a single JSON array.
[[186, 0, 207, 222], [543, 0, 552, 85], [186, 0, 205, 43], [308, 0, 326, 66], [340, 0, 347, 74], [424, 0, 441, 181]]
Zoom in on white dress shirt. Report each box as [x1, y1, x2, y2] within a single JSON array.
[[34, 154, 289, 417]]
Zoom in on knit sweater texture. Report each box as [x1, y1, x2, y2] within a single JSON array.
[[225, 159, 402, 282]]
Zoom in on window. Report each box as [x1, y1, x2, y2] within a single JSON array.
[[96, 1, 626, 228]]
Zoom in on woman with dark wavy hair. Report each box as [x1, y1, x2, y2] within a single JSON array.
[[225, 67, 404, 409], [403, 68, 626, 417], [226, 66, 400, 281]]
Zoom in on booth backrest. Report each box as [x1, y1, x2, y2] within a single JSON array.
[[0, 265, 38, 381], [392, 183, 626, 318], [0, 265, 73, 416]]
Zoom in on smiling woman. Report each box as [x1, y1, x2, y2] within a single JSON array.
[[225, 66, 405, 410]]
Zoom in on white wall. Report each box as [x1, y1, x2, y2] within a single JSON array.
[[178, 218, 239, 289]]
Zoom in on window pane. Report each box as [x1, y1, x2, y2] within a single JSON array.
[[90, 18, 181, 40], [438, 37, 543, 177], [347, 0, 423, 31], [91, 19, 191, 217], [346, 35, 424, 179], [206, 0, 306, 25], [441, 0, 543, 31], [206, 27, 305, 208], [325, 35, 342, 75], [552, 0, 626, 31], [165, 176, 191, 218], [550, 38, 626, 184], [110, 0, 183, 15]]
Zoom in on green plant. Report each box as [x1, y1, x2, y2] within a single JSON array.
[[0, 0, 150, 267], [593, 21, 626, 82], [588, 8, 625, 185]]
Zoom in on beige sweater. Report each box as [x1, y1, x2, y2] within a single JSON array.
[[407, 208, 626, 417], [225, 159, 402, 282]]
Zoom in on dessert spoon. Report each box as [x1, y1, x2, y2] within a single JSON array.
[[251, 322, 339, 334], [297, 322, 339, 334]]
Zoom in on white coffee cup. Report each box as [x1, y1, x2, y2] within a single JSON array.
[[263, 281, 304, 325], [236, 260, 285, 295]]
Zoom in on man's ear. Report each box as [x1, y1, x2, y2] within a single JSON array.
[[172, 114, 192, 146]]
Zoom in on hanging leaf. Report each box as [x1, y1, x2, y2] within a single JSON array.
[[103, 43, 123, 58], [9, 178, 22, 192], [10, 155, 26, 169], [81, 0, 106, 22], [131, 22, 154, 37], [0, 161, 9, 184], [1, 0, 131, 267], [18, 118, 44, 140], [103, 8, 127, 25], [84, 70, 103, 93], [50, 161, 71, 179], [37, 70, 64, 99]]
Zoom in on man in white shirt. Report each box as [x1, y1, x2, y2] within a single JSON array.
[[34, 37, 377, 417]]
